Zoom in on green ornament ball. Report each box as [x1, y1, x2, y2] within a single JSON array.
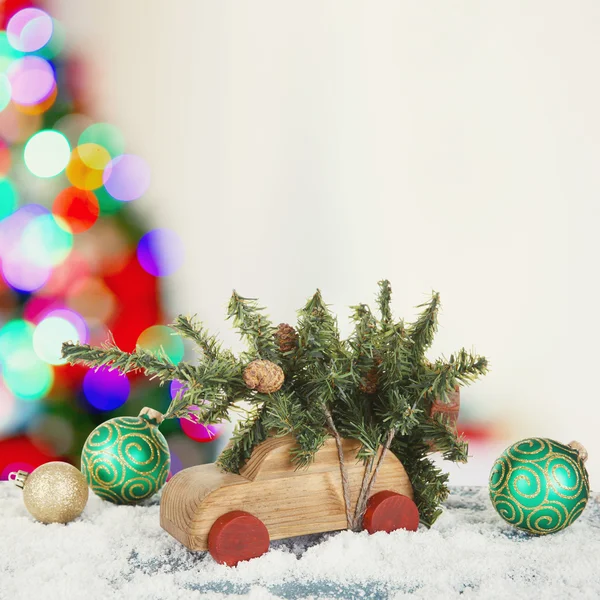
[[489, 438, 589, 535], [81, 408, 170, 505]]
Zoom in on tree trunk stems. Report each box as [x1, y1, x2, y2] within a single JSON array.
[[352, 455, 375, 530], [352, 428, 396, 530], [323, 406, 352, 529]]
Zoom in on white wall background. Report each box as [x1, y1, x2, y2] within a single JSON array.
[[50, 1, 600, 485]]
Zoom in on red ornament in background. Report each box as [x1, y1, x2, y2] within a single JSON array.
[[104, 253, 161, 352], [0, 436, 61, 480]]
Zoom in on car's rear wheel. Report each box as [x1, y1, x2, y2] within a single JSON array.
[[208, 510, 270, 566], [362, 490, 420, 534]]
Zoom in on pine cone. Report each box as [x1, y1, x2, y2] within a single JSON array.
[[274, 323, 298, 353], [359, 366, 379, 394], [243, 359, 285, 394], [359, 356, 382, 394]]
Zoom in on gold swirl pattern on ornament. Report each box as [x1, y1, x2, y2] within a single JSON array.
[[115, 417, 152, 431], [493, 494, 525, 527], [118, 433, 157, 468], [86, 422, 119, 449], [509, 463, 545, 502], [84, 450, 126, 487], [525, 501, 568, 534], [489, 458, 508, 491], [506, 437, 550, 461], [121, 477, 155, 502], [547, 456, 582, 498], [92, 484, 127, 504]]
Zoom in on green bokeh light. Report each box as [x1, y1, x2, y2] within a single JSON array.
[[3, 351, 54, 400], [0, 178, 18, 220], [0, 74, 11, 112], [95, 185, 125, 215], [137, 326, 184, 364], [21, 213, 73, 267], [79, 123, 125, 158], [0, 320, 34, 364], [0, 32, 23, 74], [0, 320, 53, 400], [36, 19, 65, 60]]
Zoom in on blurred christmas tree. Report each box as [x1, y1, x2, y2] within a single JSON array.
[[0, 0, 222, 478]]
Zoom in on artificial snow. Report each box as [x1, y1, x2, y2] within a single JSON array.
[[1, 484, 599, 600]]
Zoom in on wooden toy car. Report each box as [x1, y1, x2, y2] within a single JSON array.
[[160, 434, 419, 566]]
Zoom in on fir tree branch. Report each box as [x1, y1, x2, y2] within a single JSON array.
[[424, 349, 489, 402], [407, 292, 440, 360], [391, 435, 451, 527], [62, 341, 193, 384], [376, 279, 393, 331], [217, 405, 269, 474], [296, 290, 345, 362], [170, 315, 227, 362], [227, 291, 279, 362]]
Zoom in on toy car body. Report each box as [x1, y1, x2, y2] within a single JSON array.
[[160, 434, 417, 565]]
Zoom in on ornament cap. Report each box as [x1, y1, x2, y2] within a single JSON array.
[[138, 407, 164, 425], [8, 470, 29, 489], [568, 440, 588, 463]]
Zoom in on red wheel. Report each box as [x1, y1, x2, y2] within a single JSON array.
[[208, 510, 270, 566], [363, 490, 419, 534]]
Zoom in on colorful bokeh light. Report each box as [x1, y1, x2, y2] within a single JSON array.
[[137, 325, 184, 364], [83, 366, 130, 411], [170, 381, 223, 443], [2, 252, 52, 291], [103, 154, 150, 201], [44, 308, 88, 343], [0, 381, 16, 431], [33, 315, 80, 365], [0, 318, 53, 400], [14, 82, 56, 115], [0, 139, 11, 175], [137, 228, 185, 277], [52, 188, 99, 233], [0, 1, 182, 478], [0, 31, 23, 74], [0, 177, 17, 219], [77, 142, 111, 170], [94, 185, 124, 215], [0, 73, 11, 112], [7, 55, 54, 106], [66, 145, 105, 190], [180, 416, 223, 443], [7, 8, 53, 53], [21, 213, 73, 267], [79, 123, 125, 158], [24, 129, 70, 177]]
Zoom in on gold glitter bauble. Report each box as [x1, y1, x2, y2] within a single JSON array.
[[11, 462, 89, 524]]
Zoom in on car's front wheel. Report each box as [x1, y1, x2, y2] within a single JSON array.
[[363, 490, 420, 534], [208, 510, 270, 566]]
